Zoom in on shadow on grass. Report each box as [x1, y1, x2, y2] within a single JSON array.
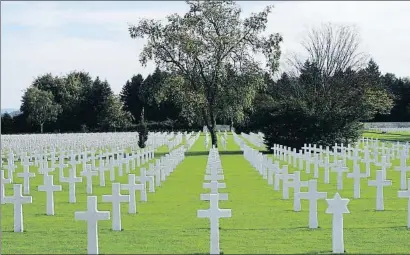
[[185, 151, 244, 157], [305, 250, 334, 255], [374, 136, 410, 143], [347, 226, 408, 231], [364, 131, 410, 142], [155, 152, 169, 157], [197, 226, 307, 231]]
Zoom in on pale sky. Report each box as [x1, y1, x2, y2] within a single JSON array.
[[1, 1, 410, 109]]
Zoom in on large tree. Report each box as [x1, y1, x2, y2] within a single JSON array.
[[359, 59, 394, 120], [1, 113, 14, 134], [30, 71, 94, 132], [141, 67, 181, 122], [261, 23, 396, 150], [99, 95, 133, 131], [129, 0, 282, 146], [263, 61, 368, 150], [20, 87, 61, 133], [288, 23, 368, 79], [84, 77, 115, 131], [120, 74, 145, 122]]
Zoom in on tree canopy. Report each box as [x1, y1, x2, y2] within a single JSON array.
[[20, 87, 61, 133], [128, 0, 283, 145]]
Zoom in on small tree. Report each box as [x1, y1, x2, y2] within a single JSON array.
[[137, 107, 148, 148], [20, 87, 61, 133]]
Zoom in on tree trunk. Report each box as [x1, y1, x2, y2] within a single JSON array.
[[208, 115, 218, 148], [40, 123, 44, 133]]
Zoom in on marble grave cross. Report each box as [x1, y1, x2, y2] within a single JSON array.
[[368, 170, 392, 211], [197, 193, 232, 255], [296, 179, 327, 228], [4, 184, 32, 232], [74, 196, 110, 255]]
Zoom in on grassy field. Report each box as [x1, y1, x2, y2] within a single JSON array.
[[2, 134, 410, 254], [363, 131, 410, 143]]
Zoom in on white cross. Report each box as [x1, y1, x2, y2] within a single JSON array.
[[108, 158, 116, 181], [4, 184, 32, 232], [116, 153, 124, 177], [102, 183, 130, 231], [398, 179, 410, 228], [312, 155, 320, 178], [61, 167, 82, 203], [89, 152, 97, 170], [201, 181, 228, 201], [38, 175, 62, 215], [267, 161, 278, 185], [368, 170, 392, 211], [81, 164, 98, 194], [296, 179, 327, 228], [69, 154, 77, 167], [120, 174, 144, 214], [274, 165, 286, 191], [346, 163, 366, 199], [281, 166, 295, 199], [5, 161, 17, 183], [151, 163, 162, 187], [332, 160, 348, 190], [140, 168, 155, 193], [58, 155, 68, 182], [395, 158, 410, 190], [304, 153, 311, 174], [350, 148, 361, 163], [289, 171, 308, 212], [17, 165, 36, 195], [74, 196, 110, 255], [321, 157, 332, 184], [375, 155, 390, 180], [1, 170, 11, 204], [197, 194, 231, 255], [97, 160, 107, 187], [21, 155, 33, 170], [39, 161, 54, 175], [205, 167, 224, 181]]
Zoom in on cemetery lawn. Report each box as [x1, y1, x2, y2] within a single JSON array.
[[363, 131, 410, 142], [2, 134, 410, 254]]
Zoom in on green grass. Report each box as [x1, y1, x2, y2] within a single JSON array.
[[2, 134, 410, 253], [363, 131, 410, 143]]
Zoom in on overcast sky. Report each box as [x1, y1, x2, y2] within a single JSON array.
[[1, 1, 410, 109]]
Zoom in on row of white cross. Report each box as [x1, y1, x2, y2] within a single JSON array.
[[0, 132, 202, 204], [204, 131, 228, 150], [74, 145, 188, 254], [235, 131, 410, 253], [0, 142, 162, 206], [1, 143, 187, 234], [197, 146, 231, 255], [235, 133, 351, 253], [240, 132, 264, 148], [0, 132, 180, 164]]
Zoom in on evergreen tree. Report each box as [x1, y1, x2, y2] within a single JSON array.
[[137, 107, 148, 148]]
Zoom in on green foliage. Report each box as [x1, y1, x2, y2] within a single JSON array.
[[137, 108, 149, 148], [99, 95, 133, 131], [372, 74, 410, 122], [1, 113, 14, 134], [359, 60, 394, 120], [262, 100, 363, 150], [129, 0, 282, 145], [20, 87, 62, 133], [120, 74, 144, 122], [262, 61, 372, 150]]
